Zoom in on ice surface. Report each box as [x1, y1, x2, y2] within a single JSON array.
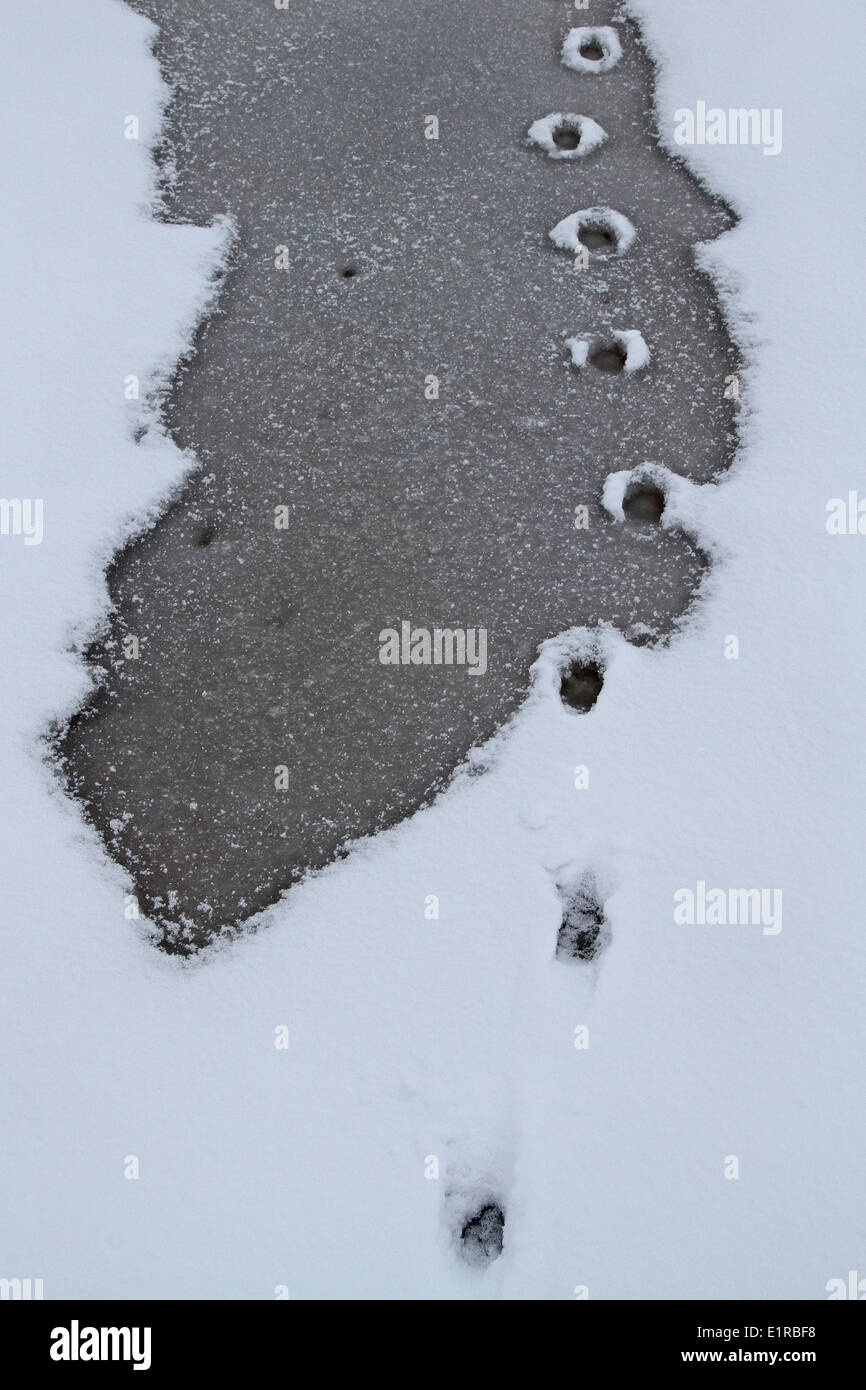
[[58, 0, 732, 945]]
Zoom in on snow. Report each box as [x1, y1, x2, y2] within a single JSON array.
[[0, 0, 864, 1300], [603, 463, 672, 522], [564, 335, 590, 370], [561, 26, 623, 75], [565, 329, 650, 373], [549, 206, 637, 257], [527, 113, 608, 161], [616, 328, 651, 372]]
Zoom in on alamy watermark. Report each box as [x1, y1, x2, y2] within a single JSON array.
[[673, 102, 782, 157], [826, 492, 866, 534], [0, 1277, 43, 1299], [50, 1321, 151, 1371], [0, 497, 43, 545], [378, 621, 487, 676], [826, 1270, 866, 1300], [674, 880, 782, 935]]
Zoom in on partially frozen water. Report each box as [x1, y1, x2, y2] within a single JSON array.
[[59, 0, 738, 948]]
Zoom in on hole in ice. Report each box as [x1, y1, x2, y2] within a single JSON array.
[[578, 223, 615, 254], [622, 482, 665, 524], [549, 208, 635, 259], [341, 265, 358, 279], [556, 875, 609, 962], [559, 659, 603, 711], [459, 1203, 505, 1267], [528, 113, 607, 161], [553, 124, 580, 151], [561, 27, 623, 75], [196, 524, 216, 547], [588, 341, 627, 373]]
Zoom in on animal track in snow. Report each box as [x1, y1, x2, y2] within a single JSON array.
[[559, 658, 604, 713], [549, 206, 636, 259], [565, 329, 650, 374], [556, 873, 610, 963], [602, 463, 679, 528], [527, 113, 607, 160], [623, 479, 666, 525], [561, 26, 623, 75], [458, 1202, 506, 1268]]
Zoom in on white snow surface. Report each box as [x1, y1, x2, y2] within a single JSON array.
[[0, 0, 864, 1299], [564, 336, 590, 370], [616, 329, 651, 372]]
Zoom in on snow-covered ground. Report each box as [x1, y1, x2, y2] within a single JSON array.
[[1, 0, 863, 1298]]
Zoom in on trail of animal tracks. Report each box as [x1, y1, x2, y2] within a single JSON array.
[[60, 0, 738, 948]]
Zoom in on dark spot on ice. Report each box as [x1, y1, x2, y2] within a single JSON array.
[[196, 524, 216, 547], [578, 224, 616, 254], [557, 876, 608, 962], [553, 123, 580, 151], [623, 482, 665, 524], [459, 1203, 505, 1267], [341, 265, 358, 279], [588, 341, 627, 373], [580, 38, 605, 61], [560, 660, 603, 712]]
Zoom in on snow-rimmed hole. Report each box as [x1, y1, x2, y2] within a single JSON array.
[[459, 1203, 505, 1267], [588, 341, 627, 374], [561, 27, 623, 75], [602, 463, 672, 524], [566, 330, 649, 376], [559, 659, 603, 711], [623, 482, 665, 524], [556, 875, 609, 963], [554, 125, 580, 151], [549, 207, 635, 259], [528, 113, 607, 161], [579, 224, 615, 253]]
